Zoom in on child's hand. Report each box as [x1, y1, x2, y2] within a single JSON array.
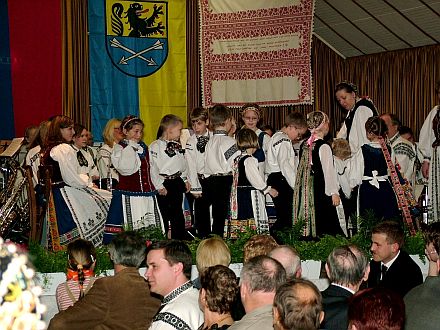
[[185, 181, 191, 193], [332, 194, 340, 206], [269, 188, 279, 198], [158, 188, 167, 196], [192, 192, 202, 199]]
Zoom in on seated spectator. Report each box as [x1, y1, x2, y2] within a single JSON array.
[[404, 222, 440, 330], [0, 238, 45, 330], [273, 279, 324, 330], [146, 240, 203, 330], [269, 245, 302, 280], [229, 255, 286, 330], [56, 239, 98, 311], [321, 245, 369, 330], [367, 220, 423, 297], [199, 265, 239, 330], [48, 231, 160, 329], [243, 234, 278, 263], [348, 288, 405, 330], [194, 237, 231, 289]]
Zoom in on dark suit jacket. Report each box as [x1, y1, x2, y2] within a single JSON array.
[[367, 250, 423, 297], [48, 267, 161, 330], [321, 284, 353, 330]]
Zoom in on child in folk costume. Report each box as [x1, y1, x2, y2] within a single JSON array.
[[96, 118, 123, 190], [41, 115, 111, 250], [72, 123, 100, 184], [103, 116, 163, 244], [56, 239, 97, 311], [150, 114, 190, 240], [293, 111, 344, 237], [185, 108, 212, 238], [266, 112, 308, 235], [227, 128, 278, 238], [240, 103, 270, 177], [350, 116, 400, 221], [203, 104, 240, 237]]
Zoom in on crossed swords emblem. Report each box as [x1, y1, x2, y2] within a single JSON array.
[[110, 38, 164, 65]]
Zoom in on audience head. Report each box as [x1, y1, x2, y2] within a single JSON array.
[[365, 116, 388, 140], [121, 115, 144, 143], [269, 245, 302, 280], [190, 107, 209, 136], [46, 115, 75, 145], [199, 265, 238, 315], [370, 221, 404, 263], [422, 222, 440, 264], [335, 81, 359, 111], [156, 114, 183, 141], [236, 128, 259, 151], [398, 125, 415, 144], [348, 288, 405, 330], [24, 125, 38, 146], [72, 124, 88, 149], [282, 112, 308, 142], [241, 103, 262, 131], [108, 231, 146, 268], [273, 279, 324, 330], [332, 138, 351, 160], [86, 131, 94, 146], [380, 113, 401, 138], [209, 104, 233, 131], [196, 237, 231, 274], [0, 238, 45, 329], [102, 118, 122, 147], [240, 256, 286, 309], [243, 234, 278, 263], [67, 239, 96, 300], [146, 240, 192, 296], [325, 245, 369, 290]]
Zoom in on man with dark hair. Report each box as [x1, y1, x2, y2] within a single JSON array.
[[321, 245, 369, 330], [48, 231, 161, 329], [273, 279, 324, 330], [367, 221, 423, 297], [146, 240, 203, 330], [405, 222, 440, 330], [229, 255, 286, 330]]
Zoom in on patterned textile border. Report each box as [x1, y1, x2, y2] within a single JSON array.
[[199, 0, 315, 107]]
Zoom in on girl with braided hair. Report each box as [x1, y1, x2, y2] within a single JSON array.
[[293, 111, 343, 238], [55, 239, 98, 311]]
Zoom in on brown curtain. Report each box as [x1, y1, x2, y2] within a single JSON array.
[[61, 0, 90, 130]]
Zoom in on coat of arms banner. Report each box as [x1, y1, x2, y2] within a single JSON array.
[[199, 0, 315, 107]]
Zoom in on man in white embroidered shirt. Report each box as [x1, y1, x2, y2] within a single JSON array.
[[146, 240, 203, 330]]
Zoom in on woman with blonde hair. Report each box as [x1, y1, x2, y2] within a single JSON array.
[[96, 118, 123, 190], [194, 237, 231, 289]]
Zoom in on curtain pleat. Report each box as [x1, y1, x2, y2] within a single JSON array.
[[62, 0, 90, 130]]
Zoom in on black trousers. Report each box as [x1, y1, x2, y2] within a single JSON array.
[[193, 177, 211, 238], [267, 172, 293, 235], [157, 177, 186, 240], [204, 175, 233, 237]]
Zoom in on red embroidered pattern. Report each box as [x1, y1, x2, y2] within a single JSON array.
[[199, 0, 314, 107]]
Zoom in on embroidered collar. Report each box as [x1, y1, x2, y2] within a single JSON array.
[[213, 130, 227, 136], [389, 133, 400, 145], [162, 281, 193, 304]]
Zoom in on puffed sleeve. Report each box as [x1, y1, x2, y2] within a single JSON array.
[[50, 144, 89, 188], [244, 156, 271, 193], [278, 141, 297, 188], [97, 145, 112, 178], [149, 141, 164, 190], [419, 106, 437, 162], [185, 136, 201, 193], [111, 142, 141, 176], [349, 148, 364, 188], [319, 144, 339, 196], [349, 105, 374, 155]]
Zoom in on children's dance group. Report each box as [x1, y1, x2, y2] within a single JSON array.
[[29, 81, 439, 249]]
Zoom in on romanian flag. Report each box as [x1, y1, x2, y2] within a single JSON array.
[[89, 0, 187, 143]]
